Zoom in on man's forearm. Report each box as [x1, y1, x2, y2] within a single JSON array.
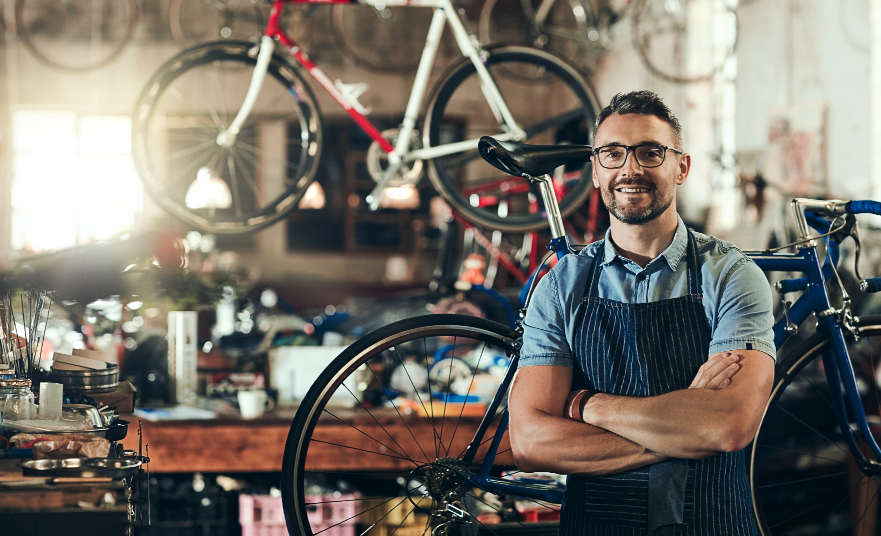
[[511, 408, 666, 475], [584, 389, 751, 458], [583, 351, 774, 459]]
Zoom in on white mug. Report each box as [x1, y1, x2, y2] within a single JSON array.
[[237, 390, 273, 419]]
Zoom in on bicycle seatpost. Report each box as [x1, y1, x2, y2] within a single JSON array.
[[531, 174, 566, 240]]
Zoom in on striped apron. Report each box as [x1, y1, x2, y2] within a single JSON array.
[[559, 230, 757, 536]]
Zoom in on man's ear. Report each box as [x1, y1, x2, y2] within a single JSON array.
[[676, 153, 691, 186], [591, 156, 600, 188]]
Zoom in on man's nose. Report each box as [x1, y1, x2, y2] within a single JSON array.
[[619, 149, 644, 177]]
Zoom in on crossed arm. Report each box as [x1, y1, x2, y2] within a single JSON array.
[[508, 350, 775, 475]]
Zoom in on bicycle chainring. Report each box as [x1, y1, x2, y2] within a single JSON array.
[[367, 128, 424, 187]]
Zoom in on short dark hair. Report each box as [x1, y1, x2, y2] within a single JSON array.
[[594, 91, 683, 149]]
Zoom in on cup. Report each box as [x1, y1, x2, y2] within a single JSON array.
[[237, 390, 273, 419], [4, 391, 35, 421], [39, 382, 63, 420]]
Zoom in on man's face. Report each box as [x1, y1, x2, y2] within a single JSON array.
[[591, 114, 689, 225]]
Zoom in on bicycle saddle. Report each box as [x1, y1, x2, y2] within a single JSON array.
[[478, 136, 593, 178]]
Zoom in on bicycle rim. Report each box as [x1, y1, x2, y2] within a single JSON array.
[[631, 0, 737, 84], [750, 315, 881, 535], [331, 4, 436, 74], [15, 0, 137, 72], [131, 41, 322, 234], [424, 46, 599, 233], [282, 314, 563, 536], [478, 0, 592, 72]]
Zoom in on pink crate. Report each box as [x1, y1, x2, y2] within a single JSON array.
[[315, 525, 356, 536], [241, 526, 288, 536], [239, 494, 286, 526], [322, 493, 359, 526]]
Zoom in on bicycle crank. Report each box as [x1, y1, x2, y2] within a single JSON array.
[[366, 128, 425, 188]]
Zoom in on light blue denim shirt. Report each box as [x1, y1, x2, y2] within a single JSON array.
[[520, 215, 776, 367]]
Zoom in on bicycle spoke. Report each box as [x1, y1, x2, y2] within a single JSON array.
[[318, 497, 408, 536], [166, 139, 218, 160], [775, 405, 853, 460], [523, 108, 587, 139], [438, 336, 456, 457], [392, 345, 441, 458], [309, 439, 414, 463], [339, 382, 422, 467], [447, 342, 487, 456], [798, 362, 880, 455], [423, 337, 440, 459], [323, 408, 409, 460], [226, 153, 243, 218], [314, 495, 402, 534], [850, 476, 881, 535], [458, 405, 506, 460], [759, 443, 848, 466], [767, 470, 874, 530], [365, 362, 433, 464], [229, 146, 264, 207], [757, 469, 852, 490]]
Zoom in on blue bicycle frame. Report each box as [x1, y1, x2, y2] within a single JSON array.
[[458, 193, 881, 505]]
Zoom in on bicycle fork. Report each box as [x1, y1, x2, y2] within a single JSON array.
[[215, 35, 276, 148]]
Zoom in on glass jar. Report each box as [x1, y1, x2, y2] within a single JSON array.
[[0, 379, 35, 420]]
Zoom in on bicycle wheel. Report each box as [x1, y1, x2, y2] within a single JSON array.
[[169, 0, 265, 49], [15, 0, 137, 72], [131, 41, 322, 234], [282, 314, 563, 536], [478, 0, 594, 70], [750, 315, 881, 535], [424, 45, 599, 233], [631, 0, 737, 84], [331, 4, 435, 74]]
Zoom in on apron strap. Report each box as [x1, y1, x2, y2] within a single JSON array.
[[685, 229, 703, 297], [573, 241, 606, 332]]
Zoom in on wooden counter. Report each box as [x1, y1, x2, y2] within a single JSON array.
[[119, 407, 512, 474]]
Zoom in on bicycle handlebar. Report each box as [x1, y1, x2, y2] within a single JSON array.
[[779, 199, 881, 294]]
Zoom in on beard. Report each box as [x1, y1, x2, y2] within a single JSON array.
[[599, 180, 674, 225]]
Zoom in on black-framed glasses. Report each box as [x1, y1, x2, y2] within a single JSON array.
[[593, 143, 684, 169]]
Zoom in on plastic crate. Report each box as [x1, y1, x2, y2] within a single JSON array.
[[240, 495, 286, 526], [240, 493, 359, 535]]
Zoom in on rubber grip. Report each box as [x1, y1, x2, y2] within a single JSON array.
[[848, 200, 881, 216], [861, 278, 881, 293], [777, 277, 808, 294]]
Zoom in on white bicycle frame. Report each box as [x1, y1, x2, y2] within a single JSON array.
[[215, 0, 528, 210]]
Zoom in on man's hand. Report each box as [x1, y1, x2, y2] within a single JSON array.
[[689, 351, 741, 390]]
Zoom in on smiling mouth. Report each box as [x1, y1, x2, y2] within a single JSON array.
[[615, 187, 651, 193]]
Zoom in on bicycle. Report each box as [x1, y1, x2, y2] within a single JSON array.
[[280, 136, 881, 536], [13, 0, 138, 72], [131, 0, 599, 235]]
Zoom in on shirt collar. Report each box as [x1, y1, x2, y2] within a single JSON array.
[[601, 215, 688, 271]]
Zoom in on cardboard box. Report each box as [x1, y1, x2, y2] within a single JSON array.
[[89, 381, 138, 413]]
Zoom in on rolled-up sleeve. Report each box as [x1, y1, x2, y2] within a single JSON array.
[[520, 269, 574, 367], [709, 257, 777, 361]]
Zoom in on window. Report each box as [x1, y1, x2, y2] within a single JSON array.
[[11, 110, 143, 252]]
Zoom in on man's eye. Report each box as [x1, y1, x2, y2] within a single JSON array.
[[604, 150, 622, 158]]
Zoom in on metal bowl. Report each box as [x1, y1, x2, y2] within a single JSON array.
[[21, 458, 141, 478], [62, 404, 106, 427], [48, 364, 118, 393]]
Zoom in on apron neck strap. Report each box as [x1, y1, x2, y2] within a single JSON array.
[[582, 228, 703, 299]]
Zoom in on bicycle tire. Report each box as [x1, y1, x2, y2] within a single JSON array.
[[281, 314, 563, 536], [15, 0, 137, 72], [169, 0, 265, 49], [424, 45, 599, 233], [478, 0, 593, 71], [131, 41, 323, 234], [631, 0, 737, 84], [331, 4, 434, 74], [750, 314, 881, 535]]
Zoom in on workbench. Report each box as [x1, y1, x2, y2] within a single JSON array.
[[117, 407, 512, 473]]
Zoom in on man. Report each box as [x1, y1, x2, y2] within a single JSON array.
[[509, 90, 775, 536]]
